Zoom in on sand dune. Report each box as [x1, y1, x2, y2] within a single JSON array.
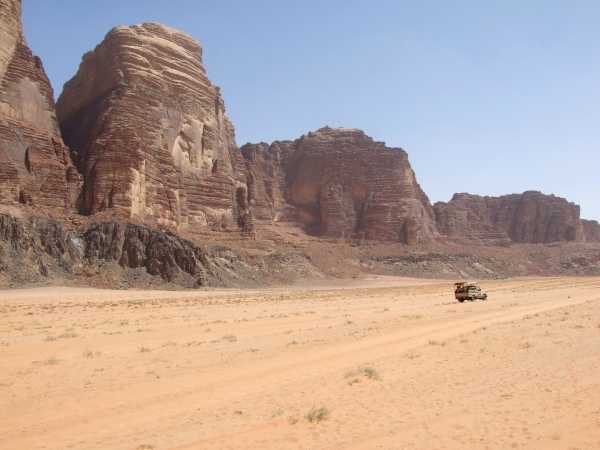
[[1, 277, 599, 449]]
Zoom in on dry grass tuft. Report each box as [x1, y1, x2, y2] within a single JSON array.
[[305, 405, 331, 423], [404, 351, 421, 359], [348, 377, 361, 386], [288, 416, 299, 425], [34, 356, 60, 365], [81, 349, 101, 358], [45, 333, 77, 341], [345, 366, 381, 381]]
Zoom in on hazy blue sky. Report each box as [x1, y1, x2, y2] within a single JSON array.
[[22, 0, 600, 220]]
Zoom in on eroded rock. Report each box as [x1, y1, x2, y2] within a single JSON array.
[[581, 219, 600, 243], [57, 22, 248, 230], [0, 0, 80, 208], [242, 127, 439, 244], [84, 222, 265, 286], [433, 191, 585, 244], [0, 213, 266, 287]]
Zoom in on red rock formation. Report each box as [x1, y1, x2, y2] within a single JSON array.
[[241, 140, 293, 223], [0, 0, 79, 208], [581, 219, 600, 243], [57, 23, 248, 230], [433, 191, 584, 244], [242, 127, 439, 244], [44, 19, 597, 248]]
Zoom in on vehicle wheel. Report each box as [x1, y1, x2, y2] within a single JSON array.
[[470, 296, 475, 302], [458, 298, 465, 303], [483, 295, 487, 300]]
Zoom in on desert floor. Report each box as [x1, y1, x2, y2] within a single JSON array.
[[1, 277, 599, 449]]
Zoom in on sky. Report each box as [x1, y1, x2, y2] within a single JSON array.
[[22, 0, 600, 220]]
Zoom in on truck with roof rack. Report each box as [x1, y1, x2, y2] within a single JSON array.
[[454, 281, 487, 302]]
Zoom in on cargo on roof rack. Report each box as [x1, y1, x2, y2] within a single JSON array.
[[454, 281, 487, 302]]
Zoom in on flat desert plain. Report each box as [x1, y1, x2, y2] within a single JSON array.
[[1, 277, 599, 449]]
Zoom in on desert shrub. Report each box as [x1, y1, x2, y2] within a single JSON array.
[[305, 406, 331, 423]]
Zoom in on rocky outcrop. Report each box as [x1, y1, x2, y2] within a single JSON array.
[[0, 0, 80, 208], [0, 213, 266, 287], [433, 191, 584, 244], [241, 140, 293, 223], [83, 222, 265, 286], [242, 127, 439, 244], [0, 213, 82, 283], [57, 22, 249, 230], [581, 219, 600, 243], [364, 253, 503, 280]]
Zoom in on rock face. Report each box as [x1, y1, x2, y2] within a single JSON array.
[[1, 14, 594, 250], [83, 222, 265, 286], [0, 213, 81, 280], [57, 23, 248, 230], [241, 140, 293, 223], [581, 219, 600, 243], [433, 191, 585, 244], [51, 21, 439, 244], [0, 0, 79, 208], [0, 213, 266, 287], [242, 127, 439, 244]]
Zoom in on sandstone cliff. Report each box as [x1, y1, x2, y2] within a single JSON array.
[[581, 219, 600, 243], [57, 23, 248, 230], [2, 12, 598, 254], [241, 140, 293, 223], [0, 0, 79, 208], [53, 21, 440, 243], [433, 191, 586, 244], [242, 127, 439, 244]]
